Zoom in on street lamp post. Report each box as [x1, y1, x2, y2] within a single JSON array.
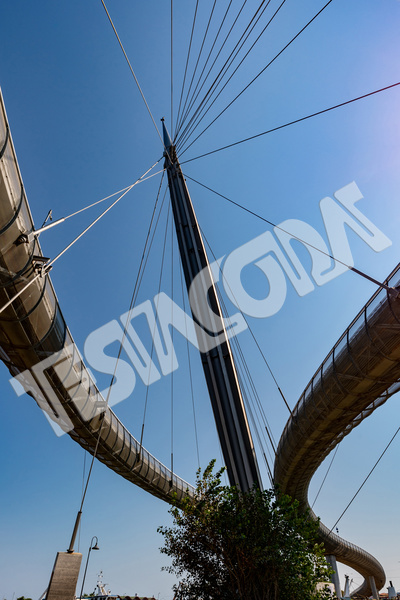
[[79, 536, 100, 599]]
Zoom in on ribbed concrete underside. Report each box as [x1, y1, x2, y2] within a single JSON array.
[[275, 264, 400, 597]]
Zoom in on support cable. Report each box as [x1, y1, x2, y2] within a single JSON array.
[[232, 333, 277, 461], [170, 203, 174, 481], [178, 258, 201, 469], [139, 200, 171, 453], [199, 219, 291, 420], [47, 167, 158, 269], [117, 178, 168, 434], [174, 0, 248, 141], [68, 170, 166, 552], [134, 187, 169, 320], [184, 174, 398, 295], [134, 188, 169, 452], [176, 0, 272, 147], [122, 175, 167, 353], [100, 0, 167, 153], [65, 171, 163, 220], [180, 81, 400, 163], [329, 425, 400, 532], [234, 336, 277, 456], [177, 0, 283, 152], [218, 280, 278, 454], [0, 162, 162, 317], [180, 0, 335, 156], [174, 0, 200, 132], [311, 445, 339, 509], [171, 0, 174, 137], [176, 0, 268, 143], [175, 0, 235, 138], [176, 0, 218, 137], [237, 369, 274, 485], [18, 168, 163, 245], [38, 170, 162, 228]]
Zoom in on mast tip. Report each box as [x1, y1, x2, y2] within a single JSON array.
[[161, 119, 173, 151]]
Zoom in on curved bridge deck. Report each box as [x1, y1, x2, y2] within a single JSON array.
[[274, 263, 400, 596], [0, 89, 194, 505]]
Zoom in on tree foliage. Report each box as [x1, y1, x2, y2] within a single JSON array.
[[158, 461, 332, 600]]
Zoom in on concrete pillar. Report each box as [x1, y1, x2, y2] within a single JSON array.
[[46, 551, 82, 600], [326, 555, 342, 599], [368, 575, 379, 600]]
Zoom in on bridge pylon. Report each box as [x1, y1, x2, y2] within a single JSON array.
[[162, 121, 261, 492]]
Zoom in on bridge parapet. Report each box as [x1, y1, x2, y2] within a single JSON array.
[[275, 263, 400, 596], [0, 88, 194, 505]]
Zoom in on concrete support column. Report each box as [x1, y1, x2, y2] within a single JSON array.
[[369, 575, 379, 600], [47, 551, 82, 600], [326, 555, 342, 599]]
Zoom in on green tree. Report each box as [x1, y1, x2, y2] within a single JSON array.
[[158, 461, 332, 600]]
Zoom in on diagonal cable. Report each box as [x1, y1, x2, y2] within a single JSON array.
[[176, 0, 270, 147], [175, 0, 235, 138], [178, 257, 201, 469], [175, 0, 218, 137], [174, 0, 249, 141], [68, 170, 166, 551], [183, 173, 397, 295], [171, 0, 174, 136], [180, 0, 335, 156], [329, 425, 400, 532], [175, 0, 200, 135], [180, 80, 400, 163], [311, 445, 339, 509], [177, 0, 280, 151], [200, 224, 289, 424], [0, 161, 163, 316], [100, 0, 166, 151]]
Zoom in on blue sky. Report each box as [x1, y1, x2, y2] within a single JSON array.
[[1, 1, 400, 598]]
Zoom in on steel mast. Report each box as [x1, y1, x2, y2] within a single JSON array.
[[162, 121, 261, 491]]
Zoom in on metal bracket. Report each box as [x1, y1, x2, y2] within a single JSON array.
[[32, 255, 50, 273], [15, 216, 66, 246]]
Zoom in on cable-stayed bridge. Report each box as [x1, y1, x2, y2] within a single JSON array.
[[1, 82, 400, 600]]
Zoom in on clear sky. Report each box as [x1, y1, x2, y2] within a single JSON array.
[[1, 1, 400, 598]]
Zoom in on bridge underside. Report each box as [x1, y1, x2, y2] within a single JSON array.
[[274, 264, 400, 597], [0, 90, 194, 505]]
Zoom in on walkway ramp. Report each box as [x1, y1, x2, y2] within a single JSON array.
[[0, 89, 193, 505], [274, 263, 400, 596]]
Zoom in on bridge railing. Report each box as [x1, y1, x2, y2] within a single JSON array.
[[279, 262, 400, 450], [274, 268, 400, 597], [0, 88, 194, 504]]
